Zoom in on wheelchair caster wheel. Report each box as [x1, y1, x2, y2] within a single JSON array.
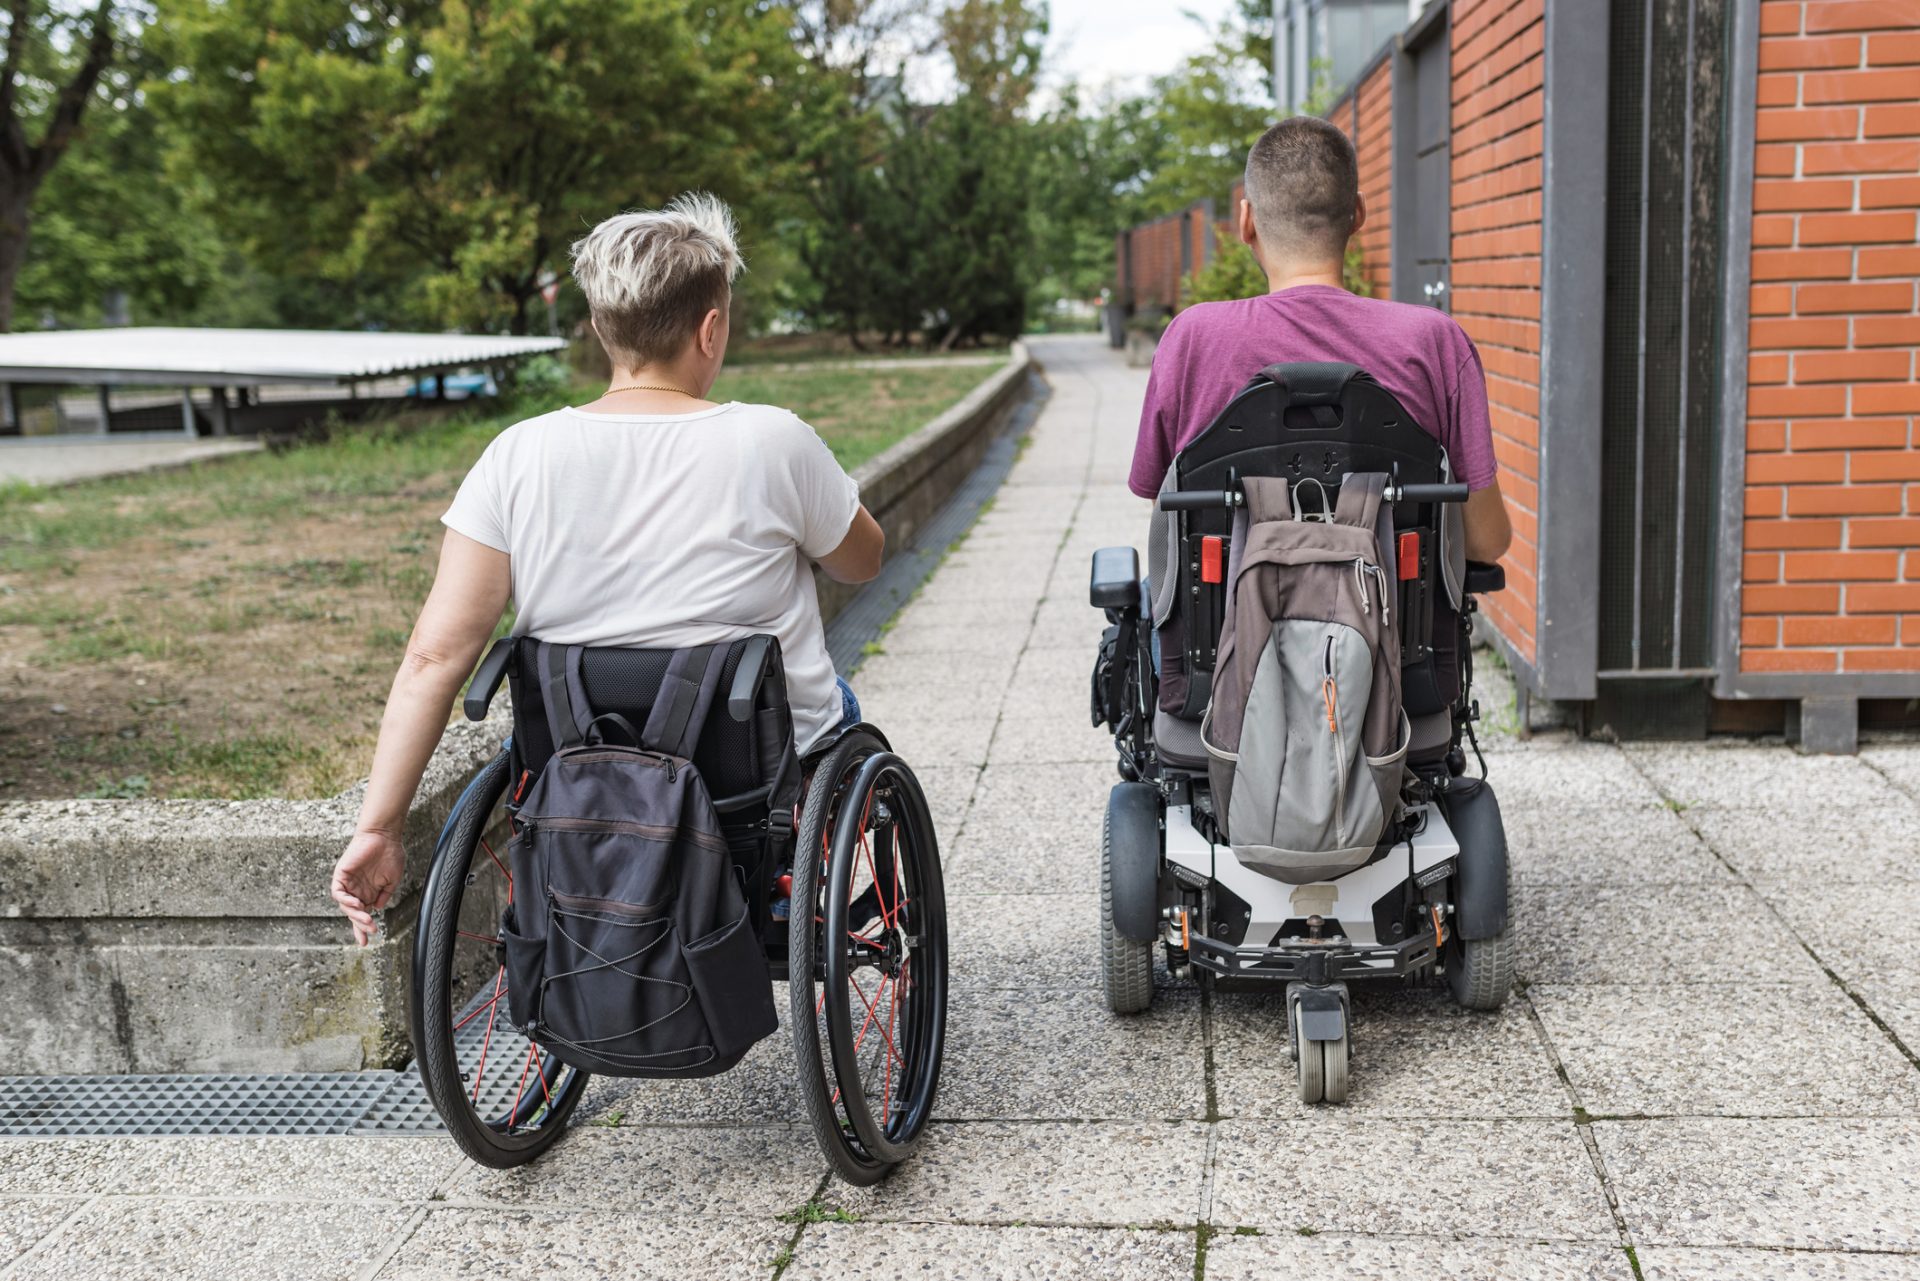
[[1292, 1029, 1350, 1105]]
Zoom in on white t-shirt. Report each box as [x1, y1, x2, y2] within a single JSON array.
[[441, 401, 860, 751]]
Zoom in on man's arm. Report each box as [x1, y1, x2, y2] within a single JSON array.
[[1464, 477, 1513, 563]]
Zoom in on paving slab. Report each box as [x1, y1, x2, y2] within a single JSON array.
[[378, 1208, 791, 1279], [1685, 804, 1920, 884], [1852, 982, 1920, 1057], [1204, 1233, 1636, 1281], [1628, 743, 1903, 813], [446, 1125, 821, 1217], [8, 1198, 414, 1280], [934, 989, 1205, 1120], [1597, 1118, 1920, 1250], [946, 892, 1103, 989], [1211, 988, 1567, 1120], [1638, 1247, 1920, 1280], [1504, 803, 1733, 885], [825, 1121, 1208, 1227], [1530, 984, 1920, 1116], [1476, 743, 1667, 810], [1756, 882, 1920, 985], [0, 1199, 81, 1268], [784, 1221, 1194, 1280], [1209, 1119, 1616, 1240], [1862, 744, 1920, 804], [0, 1136, 455, 1200], [1512, 883, 1826, 984], [869, 716, 999, 770], [987, 713, 1114, 766], [945, 763, 1108, 894], [573, 1023, 805, 1127]]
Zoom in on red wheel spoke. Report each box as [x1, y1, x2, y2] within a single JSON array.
[[456, 930, 500, 946], [508, 1042, 537, 1126], [452, 984, 509, 1032], [847, 929, 887, 951], [470, 967, 505, 1105], [481, 837, 511, 903], [848, 972, 901, 1068]]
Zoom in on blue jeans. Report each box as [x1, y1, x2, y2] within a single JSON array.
[[834, 676, 861, 732]]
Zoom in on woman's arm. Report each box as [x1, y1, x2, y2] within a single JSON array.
[[816, 505, 885, 584], [330, 530, 512, 944]]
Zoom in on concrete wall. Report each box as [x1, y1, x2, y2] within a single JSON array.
[[0, 350, 1035, 1076]]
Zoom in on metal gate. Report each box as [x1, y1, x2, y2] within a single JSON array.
[[1597, 0, 1731, 676]]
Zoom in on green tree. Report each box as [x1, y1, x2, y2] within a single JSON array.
[[15, 44, 227, 329], [152, 0, 803, 333], [0, 1, 123, 330], [1135, 24, 1272, 219]]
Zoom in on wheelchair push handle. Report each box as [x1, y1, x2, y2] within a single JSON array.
[[1159, 480, 1469, 511]]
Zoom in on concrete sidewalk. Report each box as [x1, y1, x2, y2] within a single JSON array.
[[5, 333, 1920, 1279]]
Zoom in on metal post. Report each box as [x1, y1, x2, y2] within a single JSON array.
[[2, 382, 17, 434], [210, 387, 231, 437], [180, 387, 197, 437], [97, 385, 112, 435]]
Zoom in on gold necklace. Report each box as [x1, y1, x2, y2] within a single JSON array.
[[606, 382, 698, 398]]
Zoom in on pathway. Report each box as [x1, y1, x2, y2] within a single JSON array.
[[4, 334, 1920, 1280]]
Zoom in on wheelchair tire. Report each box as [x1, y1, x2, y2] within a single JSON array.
[[1445, 927, 1516, 1011], [790, 727, 947, 1186], [411, 748, 589, 1168], [1100, 803, 1156, 1015]]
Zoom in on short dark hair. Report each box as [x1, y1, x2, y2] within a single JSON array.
[[1244, 116, 1360, 260]]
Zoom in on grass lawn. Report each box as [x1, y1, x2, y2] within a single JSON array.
[[0, 357, 1001, 801]]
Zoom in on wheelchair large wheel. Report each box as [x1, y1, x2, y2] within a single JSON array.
[[411, 748, 590, 1168], [790, 728, 948, 1186]]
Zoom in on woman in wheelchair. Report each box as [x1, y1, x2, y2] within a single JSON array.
[[327, 194, 948, 1183]]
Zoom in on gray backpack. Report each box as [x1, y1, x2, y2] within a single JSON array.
[[1200, 474, 1412, 883], [500, 643, 778, 1077]]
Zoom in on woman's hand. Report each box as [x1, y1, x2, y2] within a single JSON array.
[[331, 829, 407, 946]]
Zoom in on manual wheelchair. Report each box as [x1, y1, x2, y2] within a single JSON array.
[[1090, 361, 1514, 1103], [408, 633, 947, 1184]]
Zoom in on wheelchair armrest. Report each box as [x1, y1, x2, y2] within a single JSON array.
[[463, 637, 515, 722], [1465, 561, 1506, 595], [727, 634, 774, 723], [1090, 546, 1141, 610]]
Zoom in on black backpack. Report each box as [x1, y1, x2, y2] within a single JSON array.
[[499, 642, 778, 1077]]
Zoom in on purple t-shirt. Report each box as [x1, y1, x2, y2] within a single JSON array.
[[1129, 285, 1499, 499]]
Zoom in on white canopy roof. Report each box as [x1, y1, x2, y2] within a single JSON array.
[[0, 327, 565, 386]]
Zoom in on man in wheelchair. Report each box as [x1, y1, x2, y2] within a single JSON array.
[[1090, 117, 1517, 1104]]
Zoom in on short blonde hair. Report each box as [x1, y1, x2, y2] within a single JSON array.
[[570, 192, 744, 364]]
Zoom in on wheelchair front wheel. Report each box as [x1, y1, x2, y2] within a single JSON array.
[[411, 749, 590, 1167], [790, 728, 949, 1185]]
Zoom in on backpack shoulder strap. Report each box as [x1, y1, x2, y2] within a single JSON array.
[[540, 640, 588, 750], [1333, 472, 1387, 531], [1240, 476, 1294, 524], [641, 644, 726, 760]]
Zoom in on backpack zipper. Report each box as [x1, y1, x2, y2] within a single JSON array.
[[550, 888, 667, 919], [521, 815, 729, 855], [1324, 634, 1348, 838]]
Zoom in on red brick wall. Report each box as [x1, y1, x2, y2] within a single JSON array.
[[1451, 0, 1546, 664], [1117, 203, 1216, 312], [1740, 0, 1920, 677], [1354, 59, 1394, 297]]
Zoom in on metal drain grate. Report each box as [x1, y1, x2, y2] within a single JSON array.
[[0, 1072, 407, 1137]]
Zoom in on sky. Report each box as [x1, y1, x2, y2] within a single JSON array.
[[1041, 0, 1244, 95]]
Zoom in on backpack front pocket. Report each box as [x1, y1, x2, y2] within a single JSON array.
[[683, 905, 778, 1058]]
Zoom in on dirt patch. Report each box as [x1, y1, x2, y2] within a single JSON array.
[[0, 485, 454, 800]]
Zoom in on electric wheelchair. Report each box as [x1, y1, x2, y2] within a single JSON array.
[[409, 633, 947, 1184], [1089, 362, 1513, 1103]]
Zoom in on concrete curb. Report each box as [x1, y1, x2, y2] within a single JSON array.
[[0, 348, 1032, 1075]]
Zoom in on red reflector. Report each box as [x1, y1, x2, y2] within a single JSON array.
[[1397, 531, 1421, 581], [1201, 536, 1224, 584]]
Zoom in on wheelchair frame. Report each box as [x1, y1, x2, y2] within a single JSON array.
[[408, 633, 947, 1184], [1090, 362, 1515, 1104]]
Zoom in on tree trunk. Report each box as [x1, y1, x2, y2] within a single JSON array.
[[0, 193, 33, 334]]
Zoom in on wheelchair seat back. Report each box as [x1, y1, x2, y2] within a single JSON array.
[[1150, 362, 1469, 759]]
